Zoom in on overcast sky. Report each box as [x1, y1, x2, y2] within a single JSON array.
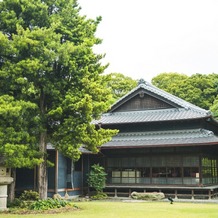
[[78, 0, 218, 82]]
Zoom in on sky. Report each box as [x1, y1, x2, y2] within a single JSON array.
[[78, 0, 218, 82]]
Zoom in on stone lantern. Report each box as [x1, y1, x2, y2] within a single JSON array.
[[0, 160, 13, 210]]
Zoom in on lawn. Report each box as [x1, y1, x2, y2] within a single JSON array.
[[1, 201, 218, 218]]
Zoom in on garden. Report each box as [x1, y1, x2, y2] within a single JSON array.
[[1, 164, 218, 218], [1, 200, 218, 218]]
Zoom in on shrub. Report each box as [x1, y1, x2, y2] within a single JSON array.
[[29, 198, 70, 210], [91, 192, 108, 200], [87, 164, 107, 195], [131, 192, 165, 201], [19, 190, 39, 201], [8, 190, 40, 209], [7, 198, 22, 208]]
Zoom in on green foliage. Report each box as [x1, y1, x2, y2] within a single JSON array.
[[8, 190, 39, 209], [103, 73, 137, 103], [174, 74, 218, 110], [8, 191, 71, 211], [29, 198, 70, 210], [0, 95, 42, 168], [152, 72, 218, 111], [151, 72, 189, 96], [210, 99, 218, 118], [87, 164, 107, 194], [0, 0, 118, 198], [19, 190, 40, 201], [91, 192, 108, 200], [7, 198, 22, 208]]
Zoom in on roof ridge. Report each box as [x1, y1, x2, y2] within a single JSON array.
[[103, 107, 205, 116], [118, 128, 203, 136], [109, 80, 210, 115], [140, 83, 209, 114]]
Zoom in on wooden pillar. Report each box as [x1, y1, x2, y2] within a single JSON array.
[[114, 188, 117, 197], [208, 190, 212, 200], [129, 189, 131, 197], [55, 150, 59, 194], [191, 190, 194, 200], [34, 166, 37, 191], [199, 155, 202, 185], [175, 190, 178, 199], [81, 155, 84, 195]]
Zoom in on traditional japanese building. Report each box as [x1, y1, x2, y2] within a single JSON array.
[[92, 79, 218, 199], [16, 79, 218, 199]]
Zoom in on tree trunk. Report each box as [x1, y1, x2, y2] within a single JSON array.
[[8, 168, 16, 202], [38, 131, 48, 199], [38, 88, 48, 199]]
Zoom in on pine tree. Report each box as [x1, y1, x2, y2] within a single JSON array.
[[0, 0, 117, 199]]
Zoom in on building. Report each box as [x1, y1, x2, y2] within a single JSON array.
[[92, 79, 218, 199], [16, 79, 218, 199], [16, 145, 92, 198]]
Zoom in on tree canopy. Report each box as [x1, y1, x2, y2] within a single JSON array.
[[0, 95, 42, 168], [103, 73, 137, 103], [151, 72, 189, 96], [152, 72, 218, 113], [0, 0, 117, 199]]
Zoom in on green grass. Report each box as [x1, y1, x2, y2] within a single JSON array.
[[1, 201, 218, 218]]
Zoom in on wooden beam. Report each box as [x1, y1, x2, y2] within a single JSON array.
[[55, 150, 58, 194]]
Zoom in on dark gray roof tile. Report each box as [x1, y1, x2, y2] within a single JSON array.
[[92, 108, 209, 125], [47, 143, 92, 154], [101, 129, 218, 148]]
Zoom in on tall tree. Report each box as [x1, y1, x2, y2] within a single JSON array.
[[104, 73, 137, 103], [0, 0, 117, 199], [151, 72, 189, 96], [152, 72, 218, 110], [173, 74, 218, 109]]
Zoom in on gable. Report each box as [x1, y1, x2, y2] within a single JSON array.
[[92, 80, 210, 125], [109, 80, 208, 114], [113, 91, 174, 112]]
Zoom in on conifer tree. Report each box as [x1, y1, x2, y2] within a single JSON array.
[[0, 0, 117, 199]]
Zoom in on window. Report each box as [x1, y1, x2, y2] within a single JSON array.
[[202, 157, 218, 184], [106, 155, 201, 185], [183, 167, 199, 177]]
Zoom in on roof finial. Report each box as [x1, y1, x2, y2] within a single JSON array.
[[138, 78, 146, 86]]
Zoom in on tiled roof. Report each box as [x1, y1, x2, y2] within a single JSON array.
[[92, 108, 210, 125], [110, 81, 209, 114], [92, 81, 211, 125], [101, 128, 218, 148], [79, 146, 93, 154], [47, 143, 92, 154]]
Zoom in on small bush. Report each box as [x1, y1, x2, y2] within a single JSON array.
[[7, 198, 22, 208], [87, 164, 107, 194], [131, 192, 165, 201], [8, 190, 39, 209], [19, 190, 39, 201], [29, 198, 70, 210], [91, 192, 108, 200]]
